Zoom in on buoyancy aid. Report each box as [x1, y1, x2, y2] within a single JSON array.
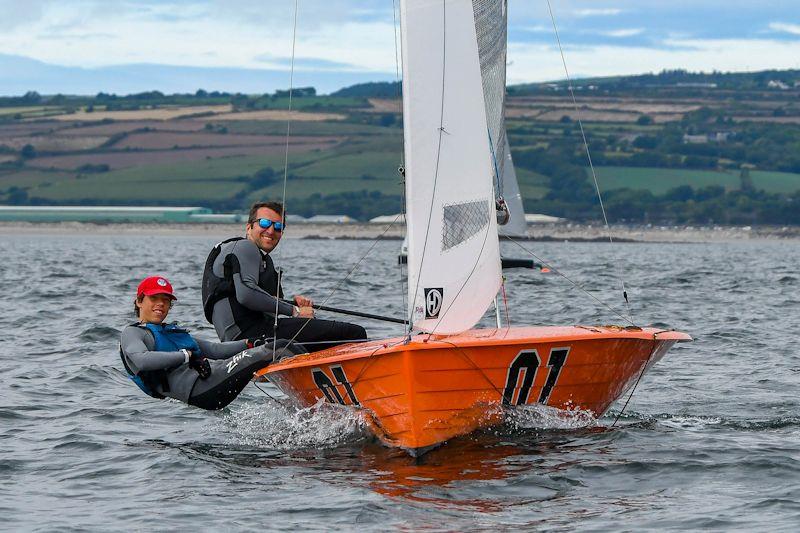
[[119, 323, 201, 398], [201, 237, 284, 328]]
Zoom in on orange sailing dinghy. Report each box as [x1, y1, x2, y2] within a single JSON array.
[[257, 0, 691, 456]]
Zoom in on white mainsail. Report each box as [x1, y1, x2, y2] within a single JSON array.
[[402, 0, 503, 334]]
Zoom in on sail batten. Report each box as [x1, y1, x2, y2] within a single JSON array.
[[401, 0, 503, 334]]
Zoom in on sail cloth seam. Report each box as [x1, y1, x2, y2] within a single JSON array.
[[274, 0, 301, 355], [407, 0, 449, 331], [545, 0, 633, 321]]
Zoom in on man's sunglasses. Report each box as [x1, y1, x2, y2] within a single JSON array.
[[254, 218, 285, 232]]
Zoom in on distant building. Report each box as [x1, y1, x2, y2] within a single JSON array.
[[369, 214, 405, 224], [0, 205, 220, 223], [767, 80, 790, 90], [525, 214, 564, 224], [675, 82, 718, 88], [285, 214, 308, 224], [371, 213, 563, 225], [682, 132, 732, 144], [305, 215, 356, 224]]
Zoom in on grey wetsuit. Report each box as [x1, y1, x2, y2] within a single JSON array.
[[119, 324, 304, 410], [205, 238, 295, 342]]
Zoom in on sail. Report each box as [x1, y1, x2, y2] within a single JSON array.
[[401, 0, 502, 334], [497, 135, 528, 237]]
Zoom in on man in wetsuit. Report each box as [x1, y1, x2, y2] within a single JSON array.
[[201, 201, 367, 349], [120, 276, 305, 410]]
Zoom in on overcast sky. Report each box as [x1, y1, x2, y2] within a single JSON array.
[[1, 0, 800, 92]]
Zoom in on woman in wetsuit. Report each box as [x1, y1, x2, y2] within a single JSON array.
[[119, 275, 304, 410]]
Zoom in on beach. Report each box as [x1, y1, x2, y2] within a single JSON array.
[[2, 221, 799, 242]]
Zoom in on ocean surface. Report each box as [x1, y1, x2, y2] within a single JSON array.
[[1, 231, 798, 531]]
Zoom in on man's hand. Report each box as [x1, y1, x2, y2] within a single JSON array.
[[293, 305, 315, 319], [293, 295, 314, 307]]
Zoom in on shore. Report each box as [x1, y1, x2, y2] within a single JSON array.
[[1, 221, 799, 242]]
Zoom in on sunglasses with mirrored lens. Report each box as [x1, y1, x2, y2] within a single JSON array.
[[256, 218, 284, 232]]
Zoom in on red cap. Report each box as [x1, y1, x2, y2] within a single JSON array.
[[137, 276, 177, 300]]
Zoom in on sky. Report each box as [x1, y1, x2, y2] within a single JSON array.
[[1, 0, 800, 95]]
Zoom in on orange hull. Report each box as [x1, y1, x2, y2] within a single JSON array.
[[256, 326, 691, 456]]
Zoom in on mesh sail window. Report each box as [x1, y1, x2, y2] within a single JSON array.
[[442, 199, 492, 251]]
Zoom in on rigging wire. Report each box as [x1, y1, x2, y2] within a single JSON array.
[[392, 0, 409, 335], [272, 215, 408, 351], [261, 0, 408, 354], [273, 0, 301, 355], [545, 0, 633, 321], [505, 234, 636, 327], [408, 0, 448, 334], [611, 337, 660, 426]]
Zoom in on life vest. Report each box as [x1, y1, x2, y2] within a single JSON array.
[[119, 322, 201, 399], [201, 237, 283, 329]]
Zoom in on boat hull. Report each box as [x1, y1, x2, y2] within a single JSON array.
[[257, 326, 691, 456]]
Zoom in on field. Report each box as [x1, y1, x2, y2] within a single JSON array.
[[591, 166, 800, 195], [2, 88, 800, 214]]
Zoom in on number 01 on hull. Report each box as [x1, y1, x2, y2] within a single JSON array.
[[256, 326, 691, 456]]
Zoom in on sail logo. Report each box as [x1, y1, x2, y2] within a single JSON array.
[[424, 288, 444, 319]]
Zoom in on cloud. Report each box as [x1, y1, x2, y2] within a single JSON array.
[[574, 8, 623, 17], [601, 28, 644, 38], [769, 22, 800, 36], [521, 25, 550, 33], [508, 38, 800, 85]]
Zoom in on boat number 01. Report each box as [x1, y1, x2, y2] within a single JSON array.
[[311, 365, 360, 406], [502, 348, 569, 406]]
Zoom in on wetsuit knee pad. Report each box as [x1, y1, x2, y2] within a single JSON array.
[[187, 347, 276, 410]]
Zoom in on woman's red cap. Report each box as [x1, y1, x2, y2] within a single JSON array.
[[137, 276, 177, 300]]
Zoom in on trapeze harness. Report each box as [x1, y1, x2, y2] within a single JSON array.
[[119, 323, 200, 399], [201, 237, 284, 332]]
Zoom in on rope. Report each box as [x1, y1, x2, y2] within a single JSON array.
[[545, 0, 633, 321]]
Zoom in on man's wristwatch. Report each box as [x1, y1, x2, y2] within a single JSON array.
[[292, 305, 300, 317], [181, 349, 191, 363]]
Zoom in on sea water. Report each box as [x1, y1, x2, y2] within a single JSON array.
[[1, 231, 798, 530]]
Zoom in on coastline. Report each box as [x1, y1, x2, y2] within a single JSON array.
[[1, 221, 799, 242]]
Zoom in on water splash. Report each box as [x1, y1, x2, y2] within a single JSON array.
[[504, 403, 598, 431], [219, 398, 371, 450]]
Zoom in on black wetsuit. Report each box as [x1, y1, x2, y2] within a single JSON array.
[[119, 323, 305, 410], [201, 237, 367, 349]]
